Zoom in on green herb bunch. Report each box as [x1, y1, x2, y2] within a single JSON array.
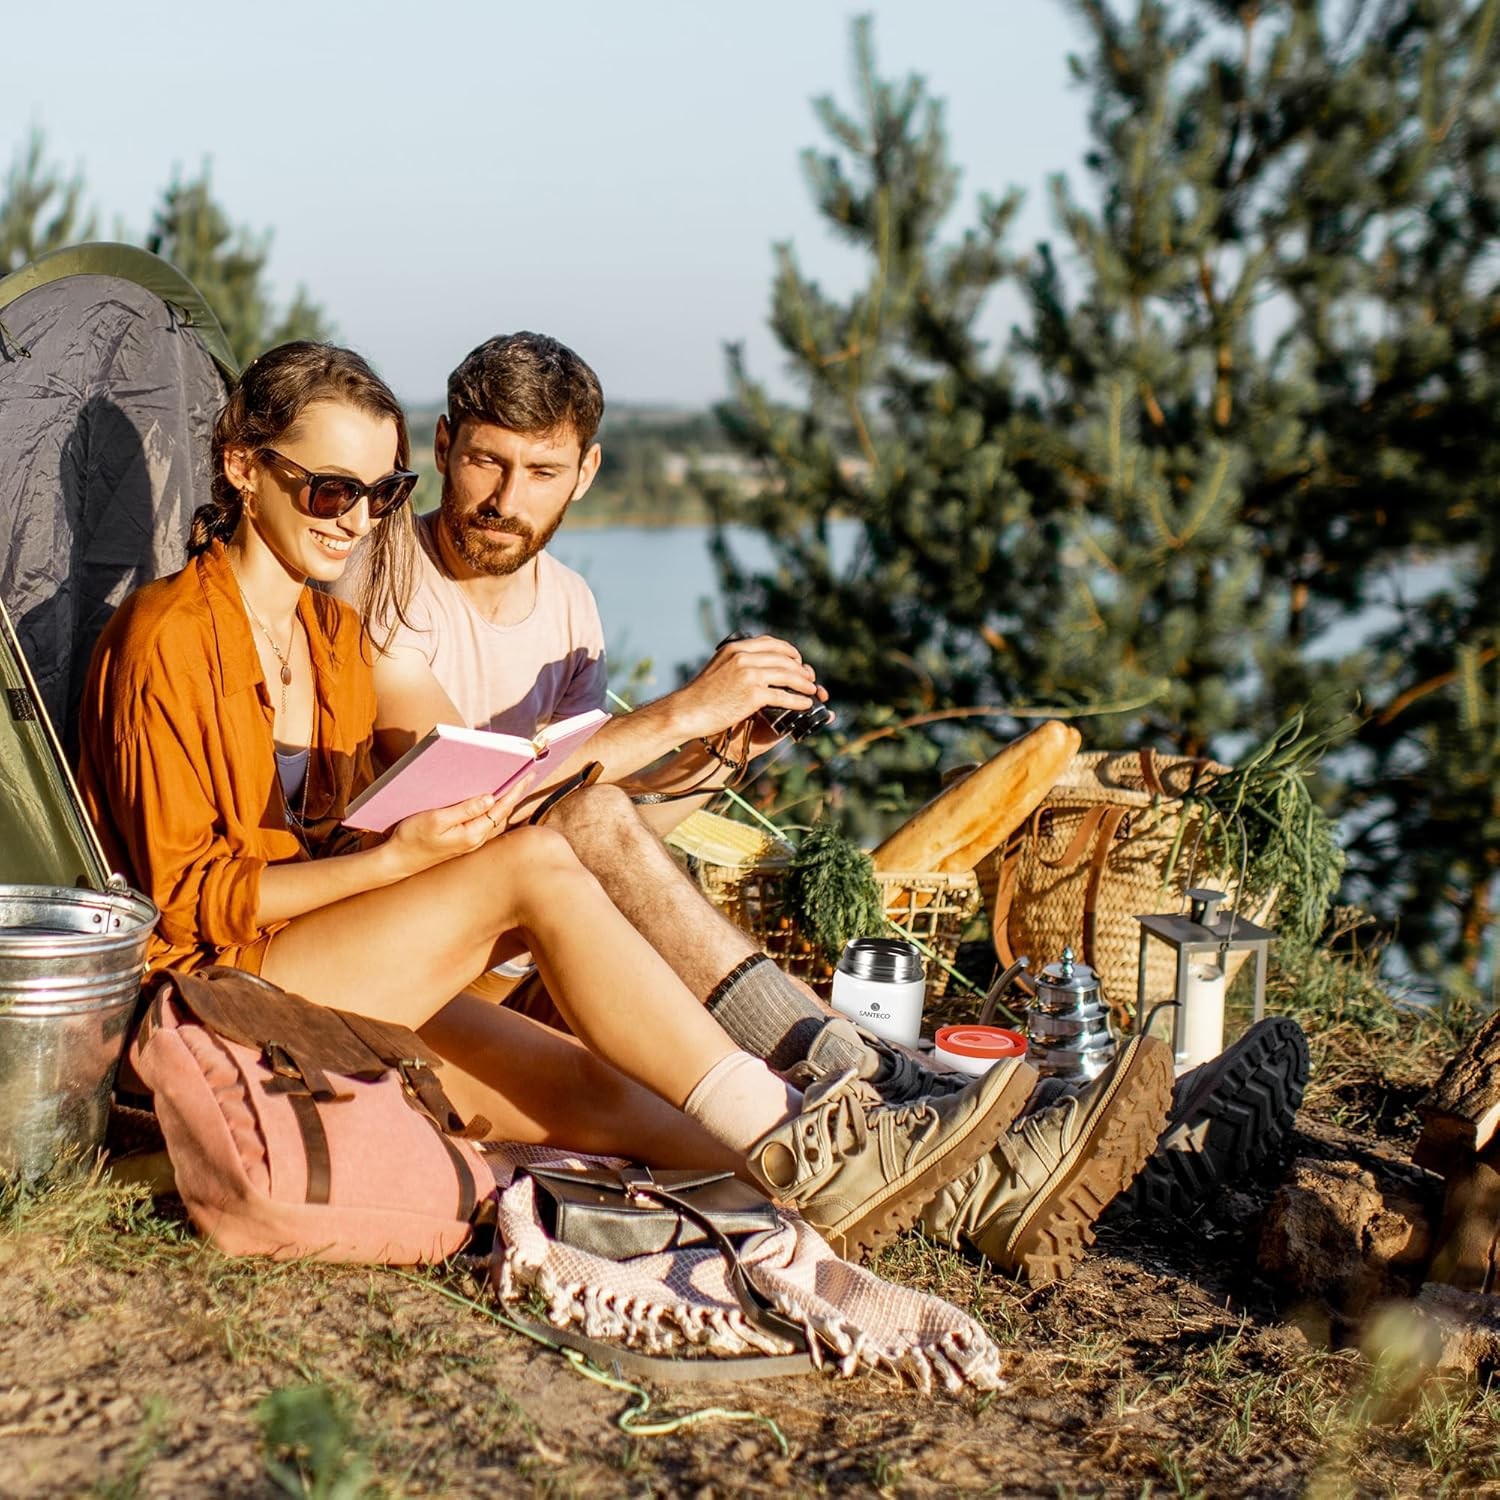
[[781, 823, 887, 965], [1167, 708, 1350, 945]]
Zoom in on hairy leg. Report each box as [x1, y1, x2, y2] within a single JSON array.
[[260, 824, 738, 1109], [419, 994, 738, 1168], [543, 783, 825, 1001]]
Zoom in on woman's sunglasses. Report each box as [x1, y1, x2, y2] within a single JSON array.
[[258, 448, 419, 520]]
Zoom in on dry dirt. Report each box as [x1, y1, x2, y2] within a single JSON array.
[[2, 1075, 1498, 1496]]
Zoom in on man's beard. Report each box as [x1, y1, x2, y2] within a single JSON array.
[[438, 474, 568, 577]]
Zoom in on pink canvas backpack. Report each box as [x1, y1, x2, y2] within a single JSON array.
[[127, 967, 494, 1264]]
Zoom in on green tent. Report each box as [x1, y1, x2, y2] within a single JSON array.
[[0, 244, 235, 889]]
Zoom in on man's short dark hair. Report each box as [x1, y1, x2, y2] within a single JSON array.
[[446, 332, 605, 450]]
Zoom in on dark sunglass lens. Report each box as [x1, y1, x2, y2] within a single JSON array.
[[369, 473, 417, 517], [306, 476, 362, 518]]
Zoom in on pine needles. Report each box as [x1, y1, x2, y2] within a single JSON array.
[[1169, 708, 1351, 945]]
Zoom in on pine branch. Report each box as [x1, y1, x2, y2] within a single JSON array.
[[1374, 646, 1500, 728], [827, 688, 1170, 763]]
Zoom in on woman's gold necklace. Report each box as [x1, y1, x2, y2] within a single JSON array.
[[234, 581, 296, 718], [231, 572, 313, 834]]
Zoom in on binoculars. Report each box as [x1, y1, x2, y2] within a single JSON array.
[[716, 631, 835, 741]]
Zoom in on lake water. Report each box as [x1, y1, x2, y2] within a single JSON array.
[[550, 521, 861, 700], [553, 521, 1453, 699]]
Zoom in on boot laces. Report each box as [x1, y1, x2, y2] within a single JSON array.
[[801, 1078, 870, 1164], [995, 1092, 1079, 1184]]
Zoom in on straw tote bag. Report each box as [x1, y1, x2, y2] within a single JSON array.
[[980, 749, 1269, 1024]]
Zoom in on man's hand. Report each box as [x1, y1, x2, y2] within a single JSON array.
[[671, 633, 830, 745]]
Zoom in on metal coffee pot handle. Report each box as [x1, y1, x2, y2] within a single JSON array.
[[978, 956, 1032, 1026]]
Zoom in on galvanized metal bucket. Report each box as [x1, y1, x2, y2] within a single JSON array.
[[0, 884, 158, 1180]]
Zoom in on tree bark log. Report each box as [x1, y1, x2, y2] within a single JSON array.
[[1413, 1008, 1500, 1172]]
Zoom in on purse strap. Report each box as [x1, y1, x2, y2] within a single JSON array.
[[621, 1176, 811, 1352], [497, 1308, 816, 1384]]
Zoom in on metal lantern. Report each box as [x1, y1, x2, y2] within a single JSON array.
[[1133, 888, 1276, 1074]]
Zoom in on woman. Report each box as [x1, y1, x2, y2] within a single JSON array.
[[75, 342, 1028, 1260]]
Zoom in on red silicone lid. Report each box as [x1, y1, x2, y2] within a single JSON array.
[[934, 1025, 1027, 1059]]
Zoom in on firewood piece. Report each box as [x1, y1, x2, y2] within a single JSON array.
[[1414, 1283, 1500, 1375], [1425, 1136, 1500, 1294], [1258, 1156, 1441, 1321], [1413, 1007, 1500, 1174], [871, 720, 1081, 875]]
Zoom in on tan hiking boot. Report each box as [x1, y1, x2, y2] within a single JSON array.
[[746, 1056, 1039, 1261], [919, 1034, 1173, 1284]]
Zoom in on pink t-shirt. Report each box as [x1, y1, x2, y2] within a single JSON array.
[[353, 513, 608, 739]]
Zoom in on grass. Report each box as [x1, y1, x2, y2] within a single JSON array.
[[3, 923, 1499, 1494]]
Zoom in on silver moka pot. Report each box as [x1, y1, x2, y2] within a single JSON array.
[[1024, 946, 1117, 1082]]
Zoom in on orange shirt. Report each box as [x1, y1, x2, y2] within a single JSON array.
[[75, 541, 379, 973]]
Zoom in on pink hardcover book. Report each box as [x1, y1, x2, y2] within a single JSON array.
[[343, 708, 609, 833]]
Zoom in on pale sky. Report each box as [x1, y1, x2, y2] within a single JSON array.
[[11, 1, 1091, 405]]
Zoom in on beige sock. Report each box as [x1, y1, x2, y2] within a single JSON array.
[[681, 1050, 803, 1155]]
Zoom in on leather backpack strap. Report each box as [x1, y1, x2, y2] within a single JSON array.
[[337, 1011, 492, 1140], [261, 1042, 348, 1103], [285, 1093, 334, 1205]]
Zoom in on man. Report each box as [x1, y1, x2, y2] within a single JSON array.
[[341, 333, 1307, 1281]]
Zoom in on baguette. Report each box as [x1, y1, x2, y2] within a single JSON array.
[[870, 720, 1082, 874]]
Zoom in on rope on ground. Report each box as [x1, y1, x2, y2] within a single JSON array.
[[389, 1268, 790, 1456]]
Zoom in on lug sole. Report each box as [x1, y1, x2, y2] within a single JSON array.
[[1003, 1036, 1174, 1286], [1122, 1016, 1310, 1219], [824, 1059, 1038, 1262]]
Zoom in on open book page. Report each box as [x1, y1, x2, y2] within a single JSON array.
[[343, 708, 609, 833]]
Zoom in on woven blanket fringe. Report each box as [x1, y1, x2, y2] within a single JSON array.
[[485, 1146, 1004, 1395]]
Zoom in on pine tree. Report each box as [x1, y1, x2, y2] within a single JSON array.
[[0, 130, 95, 274], [706, 3, 1498, 989], [146, 168, 330, 366], [702, 17, 1040, 826]]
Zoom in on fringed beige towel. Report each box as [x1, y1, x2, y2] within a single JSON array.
[[483, 1144, 1003, 1395]]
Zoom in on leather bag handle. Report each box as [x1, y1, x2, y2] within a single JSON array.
[[625, 1182, 811, 1352]]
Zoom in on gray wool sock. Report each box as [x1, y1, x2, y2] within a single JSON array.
[[705, 954, 865, 1076]]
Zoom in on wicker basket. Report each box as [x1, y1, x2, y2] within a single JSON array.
[[694, 861, 981, 1004], [976, 750, 1273, 1023]]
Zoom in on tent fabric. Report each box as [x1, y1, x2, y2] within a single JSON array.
[[0, 592, 108, 888], [0, 257, 230, 742], [0, 244, 231, 889], [0, 242, 237, 380]]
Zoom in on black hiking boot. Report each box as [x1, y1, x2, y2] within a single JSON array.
[[1117, 1015, 1310, 1218]]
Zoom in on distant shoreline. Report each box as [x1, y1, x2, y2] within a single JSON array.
[[412, 503, 713, 531]]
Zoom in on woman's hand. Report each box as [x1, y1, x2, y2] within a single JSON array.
[[383, 781, 525, 878]]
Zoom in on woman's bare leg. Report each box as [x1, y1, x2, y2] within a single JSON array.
[[260, 825, 745, 1109], [419, 994, 738, 1169]]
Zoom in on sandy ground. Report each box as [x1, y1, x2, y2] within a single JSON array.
[[3, 1104, 1496, 1498]]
